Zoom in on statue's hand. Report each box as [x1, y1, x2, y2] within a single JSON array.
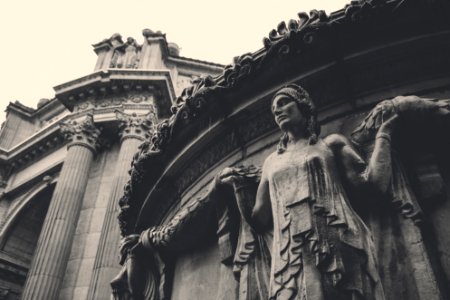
[[363, 100, 398, 132], [356, 96, 450, 133], [353, 96, 450, 145], [118, 234, 141, 265], [120, 234, 140, 255], [216, 167, 242, 186], [391, 95, 450, 117], [378, 114, 399, 136]]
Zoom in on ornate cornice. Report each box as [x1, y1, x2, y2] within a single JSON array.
[[116, 0, 450, 236], [116, 110, 156, 142], [0, 98, 155, 174], [54, 69, 176, 116], [4, 130, 65, 171], [73, 90, 156, 113], [60, 114, 101, 153]]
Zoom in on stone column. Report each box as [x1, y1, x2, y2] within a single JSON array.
[[87, 111, 154, 300], [21, 115, 101, 300]]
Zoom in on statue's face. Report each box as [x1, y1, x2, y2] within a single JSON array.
[[272, 95, 305, 131]]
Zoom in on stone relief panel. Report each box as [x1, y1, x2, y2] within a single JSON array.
[[110, 37, 141, 69], [73, 92, 155, 113], [108, 1, 450, 298], [111, 86, 450, 300]]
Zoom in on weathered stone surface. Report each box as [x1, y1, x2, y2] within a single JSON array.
[[88, 112, 155, 300], [112, 1, 450, 299], [3, 1, 450, 299], [21, 115, 100, 300], [0, 27, 222, 299], [60, 146, 119, 299], [171, 243, 223, 300]]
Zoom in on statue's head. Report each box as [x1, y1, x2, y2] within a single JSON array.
[[272, 84, 320, 153]]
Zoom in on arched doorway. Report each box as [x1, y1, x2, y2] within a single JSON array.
[[0, 184, 55, 299]]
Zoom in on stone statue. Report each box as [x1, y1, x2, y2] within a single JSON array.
[[123, 37, 139, 69], [216, 89, 450, 300], [219, 84, 389, 300], [113, 84, 450, 300], [110, 37, 140, 69]]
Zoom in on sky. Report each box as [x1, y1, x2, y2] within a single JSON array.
[[0, 0, 350, 124]]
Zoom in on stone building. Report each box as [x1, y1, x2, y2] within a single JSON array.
[[0, 30, 222, 299], [2, 0, 450, 299], [111, 0, 450, 300]]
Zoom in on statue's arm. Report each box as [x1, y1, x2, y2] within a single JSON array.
[[216, 162, 272, 233], [251, 160, 273, 233], [348, 95, 450, 195], [363, 116, 396, 194], [325, 116, 396, 195]]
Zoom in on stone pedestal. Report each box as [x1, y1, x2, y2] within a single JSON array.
[[21, 115, 100, 300], [87, 111, 153, 300]]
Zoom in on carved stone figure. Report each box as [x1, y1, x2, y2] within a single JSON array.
[[220, 84, 389, 300], [123, 37, 140, 69], [113, 85, 450, 300], [110, 37, 140, 69], [216, 91, 450, 300]]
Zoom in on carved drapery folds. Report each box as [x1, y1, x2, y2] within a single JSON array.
[[114, 94, 450, 300], [351, 96, 450, 224], [349, 96, 450, 300], [214, 166, 271, 300]]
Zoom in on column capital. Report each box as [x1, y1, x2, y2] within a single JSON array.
[[60, 114, 101, 153], [115, 110, 155, 142]]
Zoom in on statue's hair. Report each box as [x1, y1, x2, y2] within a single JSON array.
[[274, 84, 320, 154]]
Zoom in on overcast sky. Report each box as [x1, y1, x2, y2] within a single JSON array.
[[0, 0, 349, 124]]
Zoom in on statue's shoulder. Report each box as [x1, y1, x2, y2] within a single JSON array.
[[323, 133, 350, 151], [261, 151, 280, 172], [263, 151, 278, 164]]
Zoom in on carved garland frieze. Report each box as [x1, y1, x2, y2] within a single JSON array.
[[74, 92, 153, 113], [128, 109, 278, 231]]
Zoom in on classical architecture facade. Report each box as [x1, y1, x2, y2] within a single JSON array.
[[111, 0, 450, 300], [0, 30, 222, 299], [2, 0, 450, 299]]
